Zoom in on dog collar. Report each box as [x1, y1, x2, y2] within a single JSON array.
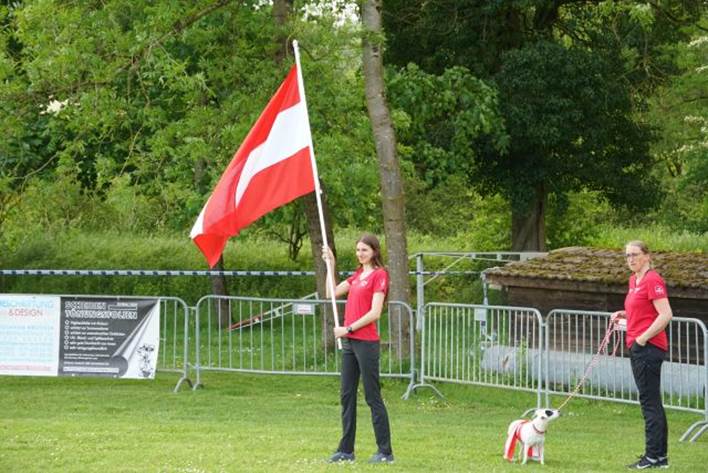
[[532, 424, 545, 435]]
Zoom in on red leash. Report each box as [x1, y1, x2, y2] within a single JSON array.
[[556, 321, 622, 411]]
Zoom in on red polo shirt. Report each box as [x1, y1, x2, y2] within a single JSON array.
[[344, 267, 388, 341], [624, 270, 669, 351]]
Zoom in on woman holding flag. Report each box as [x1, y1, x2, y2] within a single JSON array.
[[322, 234, 394, 464]]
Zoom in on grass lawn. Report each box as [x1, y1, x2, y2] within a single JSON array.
[[1, 371, 706, 472]]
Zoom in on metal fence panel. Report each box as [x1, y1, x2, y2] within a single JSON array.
[[419, 303, 544, 407], [544, 309, 707, 441], [155, 297, 192, 392], [193, 296, 415, 392]]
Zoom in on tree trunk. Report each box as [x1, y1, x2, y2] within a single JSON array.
[[272, 0, 294, 63], [272, 0, 337, 349], [361, 0, 411, 357], [196, 152, 231, 325], [303, 191, 338, 350], [511, 184, 547, 251], [210, 255, 232, 328]]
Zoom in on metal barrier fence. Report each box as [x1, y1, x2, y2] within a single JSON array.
[[412, 252, 547, 330], [545, 309, 708, 442], [156, 297, 193, 393], [410, 303, 544, 409], [408, 303, 706, 442], [193, 296, 416, 394], [4, 286, 706, 441]]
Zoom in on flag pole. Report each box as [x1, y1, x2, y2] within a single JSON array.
[[292, 40, 342, 350]]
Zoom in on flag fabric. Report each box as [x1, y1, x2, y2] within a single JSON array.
[[190, 66, 315, 267]]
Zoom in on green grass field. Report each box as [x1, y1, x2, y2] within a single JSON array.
[[1, 371, 706, 472]]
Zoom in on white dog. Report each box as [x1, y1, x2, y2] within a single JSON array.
[[503, 408, 561, 465]]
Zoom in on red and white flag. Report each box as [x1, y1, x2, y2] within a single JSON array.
[[190, 66, 315, 267]]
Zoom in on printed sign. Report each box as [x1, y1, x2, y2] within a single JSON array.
[[59, 298, 160, 379], [294, 303, 315, 315], [0, 295, 61, 376], [0, 295, 160, 380]]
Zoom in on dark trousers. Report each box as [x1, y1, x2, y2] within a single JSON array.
[[337, 338, 392, 455], [630, 342, 668, 459]]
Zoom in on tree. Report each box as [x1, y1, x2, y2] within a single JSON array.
[[382, 0, 704, 250], [488, 41, 656, 250], [0, 0, 380, 255], [386, 63, 508, 238], [645, 24, 708, 233], [361, 0, 410, 351]]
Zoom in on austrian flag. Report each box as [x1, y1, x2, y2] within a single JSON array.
[[190, 66, 315, 267]]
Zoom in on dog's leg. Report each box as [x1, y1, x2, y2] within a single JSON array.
[[521, 444, 528, 465], [539, 445, 544, 465]]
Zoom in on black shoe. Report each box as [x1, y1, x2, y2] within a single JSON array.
[[368, 452, 394, 464], [328, 451, 355, 463], [627, 456, 664, 469], [656, 456, 669, 468]]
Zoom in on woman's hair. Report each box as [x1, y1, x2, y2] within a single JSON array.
[[626, 240, 650, 254], [357, 233, 385, 269]]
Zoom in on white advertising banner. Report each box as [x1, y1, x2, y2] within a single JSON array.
[[0, 295, 61, 376], [0, 295, 160, 380]]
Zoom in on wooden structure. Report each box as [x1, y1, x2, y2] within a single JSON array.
[[485, 247, 708, 322]]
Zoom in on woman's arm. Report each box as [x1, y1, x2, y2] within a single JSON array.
[[636, 298, 673, 346], [329, 280, 350, 299], [334, 291, 385, 338]]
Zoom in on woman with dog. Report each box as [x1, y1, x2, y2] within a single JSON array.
[[611, 240, 673, 470], [322, 233, 394, 464]]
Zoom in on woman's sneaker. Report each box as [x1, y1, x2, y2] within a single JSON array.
[[627, 455, 668, 469], [328, 451, 355, 463], [368, 452, 394, 464]]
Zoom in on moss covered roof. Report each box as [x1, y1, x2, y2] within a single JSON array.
[[486, 247, 708, 291]]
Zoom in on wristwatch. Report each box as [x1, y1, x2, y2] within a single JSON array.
[[346, 326, 354, 334]]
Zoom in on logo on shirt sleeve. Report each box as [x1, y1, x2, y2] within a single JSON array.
[[654, 285, 665, 295]]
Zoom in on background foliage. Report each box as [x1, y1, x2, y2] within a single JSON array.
[[0, 1, 705, 285], [382, 0, 706, 249], [0, 0, 381, 252]]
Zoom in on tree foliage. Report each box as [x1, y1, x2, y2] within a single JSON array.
[[0, 0, 381, 258], [645, 24, 708, 233], [382, 0, 705, 249], [388, 64, 507, 187], [488, 40, 656, 212], [0, 0, 704, 262]]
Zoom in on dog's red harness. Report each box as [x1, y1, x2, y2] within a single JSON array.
[[504, 420, 544, 461]]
